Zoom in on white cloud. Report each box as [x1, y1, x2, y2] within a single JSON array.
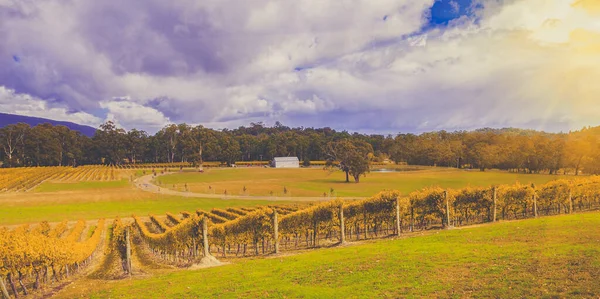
[[0, 0, 599, 133], [100, 98, 171, 130], [449, 1, 460, 14], [0, 86, 102, 126]]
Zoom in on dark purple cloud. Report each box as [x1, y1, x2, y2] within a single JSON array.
[[0, 0, 598, 133]]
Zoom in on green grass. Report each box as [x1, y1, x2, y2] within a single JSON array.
[[0, 189, 294, 225], [157, 167, 563, 197], [34, 179, 130, 192], [0, 168, 566, 225], [87, 225, 97, 238], [57, 212, 600, 298]]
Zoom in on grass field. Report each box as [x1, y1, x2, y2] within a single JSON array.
[[34, 179, 130, 192], [56, 212, 600, 298], [0, 187, 291, 225], [0, 167, 565, 225], [156, 167, 563, 197]]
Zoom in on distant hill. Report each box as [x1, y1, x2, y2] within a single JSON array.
[[0, 112, 97, 137]]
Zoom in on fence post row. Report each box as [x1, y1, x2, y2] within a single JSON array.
[[131, 180, 599, 265]]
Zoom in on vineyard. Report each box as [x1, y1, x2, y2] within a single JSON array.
[[114, 161, 268, 170], [103, 176, 600, 275], [0, 165, 129, 193], [2, 176, 600, 298], [115, 162, 195, 170], [113, 161, 394, 169], [61, 212, 600, 298], [0, 219, 105, 298], [0, 161, 241, 193]]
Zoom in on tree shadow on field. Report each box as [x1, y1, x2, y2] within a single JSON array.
[[309, 179, 358, 184]]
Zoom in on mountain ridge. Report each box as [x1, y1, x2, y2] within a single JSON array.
[[0, 112, 97, 137]]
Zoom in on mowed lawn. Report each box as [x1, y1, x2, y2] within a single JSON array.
[[58, 212, 600, 298], [0, 187, 292, 225], [157, 167, 563, 197]]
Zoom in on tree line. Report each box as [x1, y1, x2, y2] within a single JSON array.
[[1, 121, 599, 174]]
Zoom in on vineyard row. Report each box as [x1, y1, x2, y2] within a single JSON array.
[[0, 219, 105, 298], [121, 176, 600, 269], [0, 165, 126, 193]]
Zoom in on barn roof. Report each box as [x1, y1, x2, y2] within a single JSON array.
[[273, 157, 299, 162]]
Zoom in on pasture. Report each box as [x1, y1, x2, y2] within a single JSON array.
[[0, 186, 289, 225], [34, 179, 130, 192], [0, 166, 565, 225], [55, 212, 600, 298], [156, 167, 562, 197]]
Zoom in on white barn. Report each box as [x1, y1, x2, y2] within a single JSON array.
[[272, 157, 300, 168]]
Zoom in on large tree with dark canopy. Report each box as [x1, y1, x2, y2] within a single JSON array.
[[326, 139, 374, 183]]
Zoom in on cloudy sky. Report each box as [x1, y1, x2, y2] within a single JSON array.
[[0, 0, 599, 133]]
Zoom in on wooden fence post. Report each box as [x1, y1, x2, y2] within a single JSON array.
[[273, 210, 280, 254], [202, 217, 210, 257], [192, 238, 197, 257], [492, 186, 497, 222], [313, 220, 318, 247], [363, 211, 368, 239], [444, 190, 450, 228], [533, 194, 538, 218], [395, 197, 401, 236], [0, 276, 10, 299], [125, 227, 132, 276], [6, 273, 16, 298], [339, 205, 346, 244], [569, 188, 573, 214], [410, 207, 414, 232]]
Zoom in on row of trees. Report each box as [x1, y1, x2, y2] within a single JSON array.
[[1, 121, 600, 174]]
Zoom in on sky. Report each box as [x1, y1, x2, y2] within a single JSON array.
[[0, 0, 599, 134]]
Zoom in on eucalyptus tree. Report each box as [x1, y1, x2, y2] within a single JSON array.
[[326, 139, 374, 183]]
